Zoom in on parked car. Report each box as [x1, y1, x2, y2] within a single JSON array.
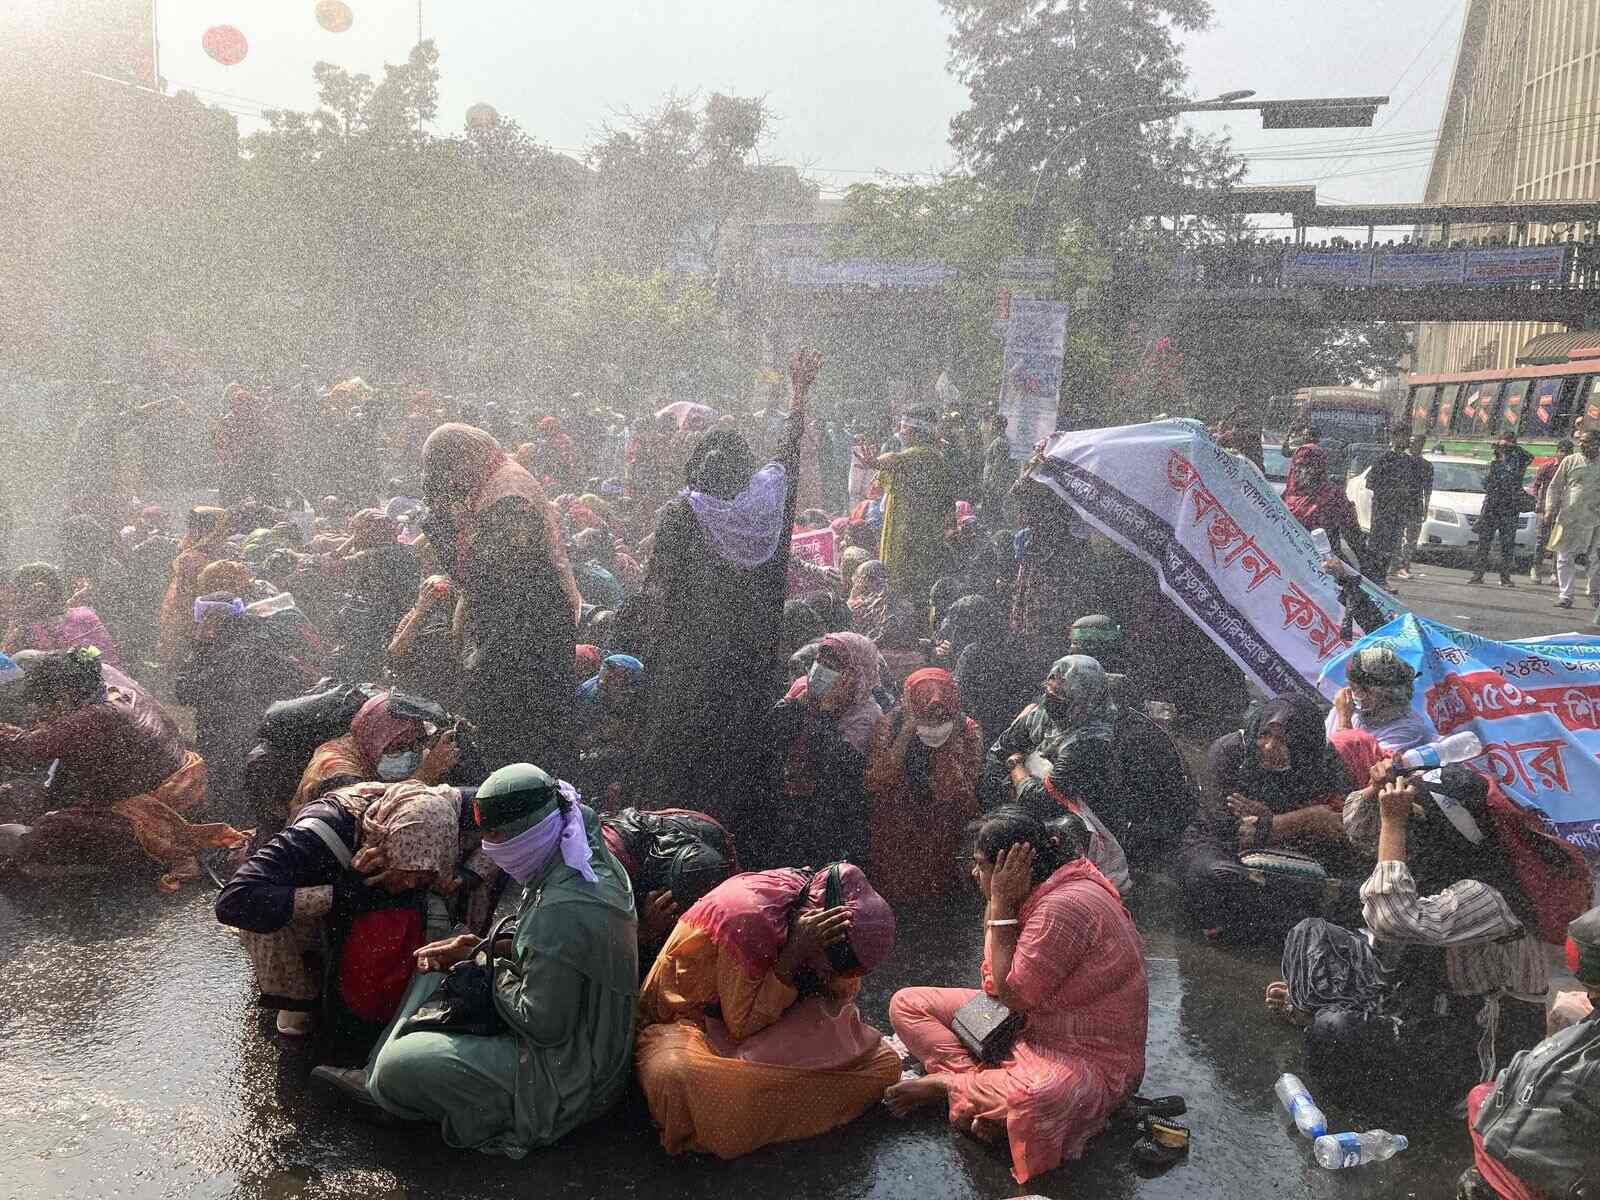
[[1345, 453, 1539, 562], [1262, 443, 1289, 497]]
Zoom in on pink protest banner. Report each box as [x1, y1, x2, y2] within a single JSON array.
[[791, 527, 836, 568]]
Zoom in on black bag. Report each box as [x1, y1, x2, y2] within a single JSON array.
[[398, 915, 511, 1039], [952, 992, 1025, 1064]]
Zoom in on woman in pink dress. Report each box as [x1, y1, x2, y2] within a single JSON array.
[[886, 807, 1148, 1184]]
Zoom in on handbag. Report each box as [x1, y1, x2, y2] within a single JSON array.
[[398, 914, 512, 1038], [952, 991, 1025, 1065]]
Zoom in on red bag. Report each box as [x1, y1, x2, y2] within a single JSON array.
[[336, 907, 424, 1023], [1482, 780, 1591, 946]]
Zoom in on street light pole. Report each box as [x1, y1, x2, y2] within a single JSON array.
[[1024, 89, 1256, 211]]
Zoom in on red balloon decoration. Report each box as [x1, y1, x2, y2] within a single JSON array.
[[315, 1, 355, 34], [201, 25, 249, 66]]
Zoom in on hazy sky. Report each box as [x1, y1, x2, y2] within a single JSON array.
[[153, 0, 1465, 230]]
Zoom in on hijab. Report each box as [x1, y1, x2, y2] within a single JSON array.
[[839, 546, 871, 591], [1283, 444, 1358, 533], [902, 667, 963, 792], [1240, 695, 1350, 812], [356, 779, 461, 878], [680, 863, 895, 980], [681, 426, 788, 569], [420, 423, 548, 516], [196, 559, 255, 597], [348, 693, 425, 768], [1043, 654, 1117, 743], [817, 631, 883, 752], [1345, 645, 1417, 722], [944, 594, 1002, 659], [176, 507, 228, 561]]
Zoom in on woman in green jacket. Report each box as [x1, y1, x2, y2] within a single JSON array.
[[315, 763, 638, 1156]]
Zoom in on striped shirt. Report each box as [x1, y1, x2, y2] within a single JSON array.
[[1359, 859, 1549, 999]]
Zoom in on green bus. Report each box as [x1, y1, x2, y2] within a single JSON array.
[[1405, 352, 1597, 460]]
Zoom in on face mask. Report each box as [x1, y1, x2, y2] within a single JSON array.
[[808, 663, 841, 701], [376, 749, 421, 781], [916, 720, 955, 749]]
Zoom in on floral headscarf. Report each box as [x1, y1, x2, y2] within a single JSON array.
[[348, 692, 425, 767], [356, 779, 461, 877]]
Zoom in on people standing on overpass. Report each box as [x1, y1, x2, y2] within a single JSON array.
[[1542, 430, 1600, 608], [1394, 432, 1435, 581], [1468, 432, 1533, 589]]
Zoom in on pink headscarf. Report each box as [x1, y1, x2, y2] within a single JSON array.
[[349, 693, 424, 765], [1329, 728, 1384, 791], [681, 864, 895, 979], [783, 630, 884, 752]]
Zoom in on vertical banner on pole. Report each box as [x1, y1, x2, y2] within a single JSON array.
[[999, 299, 1069, 460]]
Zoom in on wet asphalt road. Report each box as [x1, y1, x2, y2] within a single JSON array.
[[0, 550, 1588, 1200]]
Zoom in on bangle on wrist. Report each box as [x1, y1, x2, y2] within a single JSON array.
[[986, 918, 1020, 928]]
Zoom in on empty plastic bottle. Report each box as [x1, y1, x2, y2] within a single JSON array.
[[1396, 730, 1483, 772], [1313, 1130, 1408, 1169], [1273, 1073, 1327, 1138], [1308, 528, 1332, 558]]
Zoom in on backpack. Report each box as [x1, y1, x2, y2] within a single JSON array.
[[1473, 1011, 1600, 1199], [1482, 780, 1592, 946]]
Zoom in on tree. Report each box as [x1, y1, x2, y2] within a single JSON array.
[[831, 175, 1109, 402], [941, 0, 1241, 237], [583, 92, 816, 276]]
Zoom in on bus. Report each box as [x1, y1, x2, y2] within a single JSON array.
[[1404, 351, 1597, 459]]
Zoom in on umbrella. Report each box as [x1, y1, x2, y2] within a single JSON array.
[[654, 401, 716, 431]]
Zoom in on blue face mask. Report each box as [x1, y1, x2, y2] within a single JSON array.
[[376, 749, 421, 782], [808, 663, 841, 701]]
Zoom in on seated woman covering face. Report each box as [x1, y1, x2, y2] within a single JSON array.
[[886, 808, 1148, 1185], [356, 765, 638, 1155], [215, 731, 467, 1038], [1324, 644, 1432, 755], [1179, 695, 1358, 940], [634, 862, 900, 1159], [290, 692, 438, 819], [863, 667, 985, 902], [0, 647, 244, 889], [599, 806, 737, 969], [1267, 756, 1549, 1114]]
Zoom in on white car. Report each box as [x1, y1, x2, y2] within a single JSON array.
[[1262, 443, 1289, 497], [1345, 454, 1538, 561]]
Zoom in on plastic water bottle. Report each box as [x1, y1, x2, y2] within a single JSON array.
[[1308, 527, 1332, 557], [1397, 730, 1483, 771], [1313, 1130, 1408, 1169], [1273, 1073, 1327, 1138], [245, 592, 297, 619]]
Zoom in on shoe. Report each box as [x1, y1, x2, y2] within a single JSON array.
[[1394, 568, 1412, 580], [1530, 565, 1543, 583], [1455, 1166, 1497, 1200], [310, 1065, 377, 1108], [1500, 575, 1515, 588], [1467, 573, 1485, 584], [1133, 1115, 1190, 1169], [275, 1009, 313, 1038], [1557, 597, 1574, 609]]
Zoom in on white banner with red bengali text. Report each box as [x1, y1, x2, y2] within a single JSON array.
[[1031, 419, 1400, 700], [1320, 615, 1600, 854]]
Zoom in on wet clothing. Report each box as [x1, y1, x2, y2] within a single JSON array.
[[1179, 698, 1356, 937], [746, 695, 870, 873], [876, 445, 955, 600], [421, 424, 580, 775], [635, 867, 899, 1159], [890, 859, 1147, 1184], [862, 671, 984, 901], [629, 415, 806, 826], [954, 632, 1057, 748], [3, 606, 122, 668], [175, 617, 320, 819], [367, 808, 638, 1155]]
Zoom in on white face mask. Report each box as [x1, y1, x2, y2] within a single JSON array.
[[808, 663, 841, 701], [916, 720, 956, 749]]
